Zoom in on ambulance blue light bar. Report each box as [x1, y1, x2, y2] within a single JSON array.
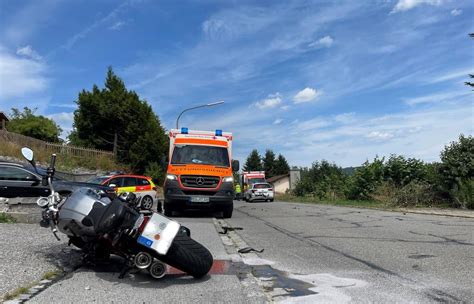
[[215, 129, 223, 136], [181, 127, 188, 134]]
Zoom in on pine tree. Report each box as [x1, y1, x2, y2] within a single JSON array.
[[262, 149, 276, 178], [69, 67, 168, 173], [274, 154, 290, 176], [243, 149, 263, 171]]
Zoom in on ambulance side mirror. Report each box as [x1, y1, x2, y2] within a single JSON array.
[[232, 160, 239, 172]]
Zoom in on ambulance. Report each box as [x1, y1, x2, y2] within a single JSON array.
[[163, 128, 239, 218], [242, 171, 266, 190]]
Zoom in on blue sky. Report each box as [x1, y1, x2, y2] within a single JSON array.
[[0, 0, 473, 167]]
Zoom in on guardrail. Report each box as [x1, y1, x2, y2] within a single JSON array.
[[0, 129, 114, 159]]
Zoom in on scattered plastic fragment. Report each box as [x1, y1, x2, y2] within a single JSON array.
[[238, 246, 264, 253], [219, 226, 243, 234]]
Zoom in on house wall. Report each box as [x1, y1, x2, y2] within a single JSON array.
[[272, 177, 290, 194]]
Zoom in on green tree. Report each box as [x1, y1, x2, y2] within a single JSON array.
[[7, 107, 62, 142], [349, 156, 385, 200], [69, 67, 168, 173], [439, 134, 474, 209], [243, 149, 262, 171], [274, 154, 290, 176], [262, 149, 276, 178]]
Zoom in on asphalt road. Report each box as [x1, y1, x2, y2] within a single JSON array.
[[225, 201, 474, 303], [2, 200, 472, 303]]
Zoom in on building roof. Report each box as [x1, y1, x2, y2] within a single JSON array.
[[267, 174, 289, 183], [0, 112, 9, 122]]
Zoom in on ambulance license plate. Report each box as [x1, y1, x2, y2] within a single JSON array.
[[190, 196, 210, 203]]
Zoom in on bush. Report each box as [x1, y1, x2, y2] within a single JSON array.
[[391, 181, 437, 207], [439, 134, 474, 209], [348, 157, 384, 200], [144, 162, 165, 185], [292, 160, 348, 200]]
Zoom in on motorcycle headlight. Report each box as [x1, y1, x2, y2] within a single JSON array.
[[222, 176, 234, 183], [36, 197, 49, 208], [166, 174, 177, 181]]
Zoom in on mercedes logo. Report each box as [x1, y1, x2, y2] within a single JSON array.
[[196, 177, 205, 185]]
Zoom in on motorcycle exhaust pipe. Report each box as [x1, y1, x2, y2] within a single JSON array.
[[134, 252, 153, 269], [149, 261, 167, 279]]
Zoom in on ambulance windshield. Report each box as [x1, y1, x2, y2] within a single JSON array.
[[171, 145, 230, 167]]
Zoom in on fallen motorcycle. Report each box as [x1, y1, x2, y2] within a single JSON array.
[[21, 147, 213, 279]]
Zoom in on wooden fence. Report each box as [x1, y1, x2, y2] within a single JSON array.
[[0, 129, 114, 160]]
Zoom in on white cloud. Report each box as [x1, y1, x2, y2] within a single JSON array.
[[391, 0, 443, 13], [366, 131, 394, 141], [429, 68, 473, 83], [273, 118, 283, 125], [109, 21, 126, 31], [334, 112, 356, 124], [450, 9, 462, 16], [60, 1, 133, 50], [293, 87, 323, 104], [16, 45, 42, 61], [0, 47, 48, 100], [404, 91, 470, 106], [47, 112, 74, 138], [297, 117, 332, 131], [255, 93, 282, 109], [308, 35, 334, 48], [281, 105, 290, 111]]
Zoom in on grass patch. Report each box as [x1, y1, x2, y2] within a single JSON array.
[[0, 213, 17, 223], [0, 139, 123, 172], [3, 282, 37, 301], [41, 269, 61, 280], [2, 269, 61, 301]]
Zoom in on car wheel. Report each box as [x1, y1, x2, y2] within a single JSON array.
[[141, 195, 153, 210], [270, 199, 274, 202]]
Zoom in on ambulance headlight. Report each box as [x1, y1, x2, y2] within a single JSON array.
[[222, 176, 234, 183], [166, 174, 177, 181]]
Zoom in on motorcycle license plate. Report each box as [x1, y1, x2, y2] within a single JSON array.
[[190, 196, 209, 203], [137, 213, 180, 255]]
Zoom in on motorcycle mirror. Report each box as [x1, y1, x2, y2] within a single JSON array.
[[21, 147, 34, 162], [109, 184, 117, 188]]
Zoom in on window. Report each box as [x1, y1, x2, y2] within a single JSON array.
[[171, 145, 230, 167], [138, 178, 150, 186], [0, 166, 38, 181], [254, 183, 271, 189], [123, 177, 137, 187], [107, 177, 124, 187]]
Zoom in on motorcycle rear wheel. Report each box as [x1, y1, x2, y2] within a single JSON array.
[[157, 233, 213, 278]]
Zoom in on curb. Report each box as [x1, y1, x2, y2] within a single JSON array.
[[2, 272, 64, 304]]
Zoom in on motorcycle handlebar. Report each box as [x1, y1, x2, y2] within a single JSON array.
[[50, 154, 57, 170]]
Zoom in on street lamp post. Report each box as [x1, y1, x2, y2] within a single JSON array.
[[176, 100, 225, 129]]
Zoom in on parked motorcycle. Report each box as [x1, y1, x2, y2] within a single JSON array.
[[21, 147, 213, 279]]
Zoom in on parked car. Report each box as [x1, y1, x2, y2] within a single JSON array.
[[244, 182, 274, 202], [88, 174, 158, 209], [0, 162, 115, 198]]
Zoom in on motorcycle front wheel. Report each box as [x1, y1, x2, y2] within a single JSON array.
[[157, 233, 213, 278]]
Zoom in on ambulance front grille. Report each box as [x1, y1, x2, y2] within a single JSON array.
[[180, 175, 220, 188]]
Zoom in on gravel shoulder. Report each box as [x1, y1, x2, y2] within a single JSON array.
[[0, 223, 78, 299]]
